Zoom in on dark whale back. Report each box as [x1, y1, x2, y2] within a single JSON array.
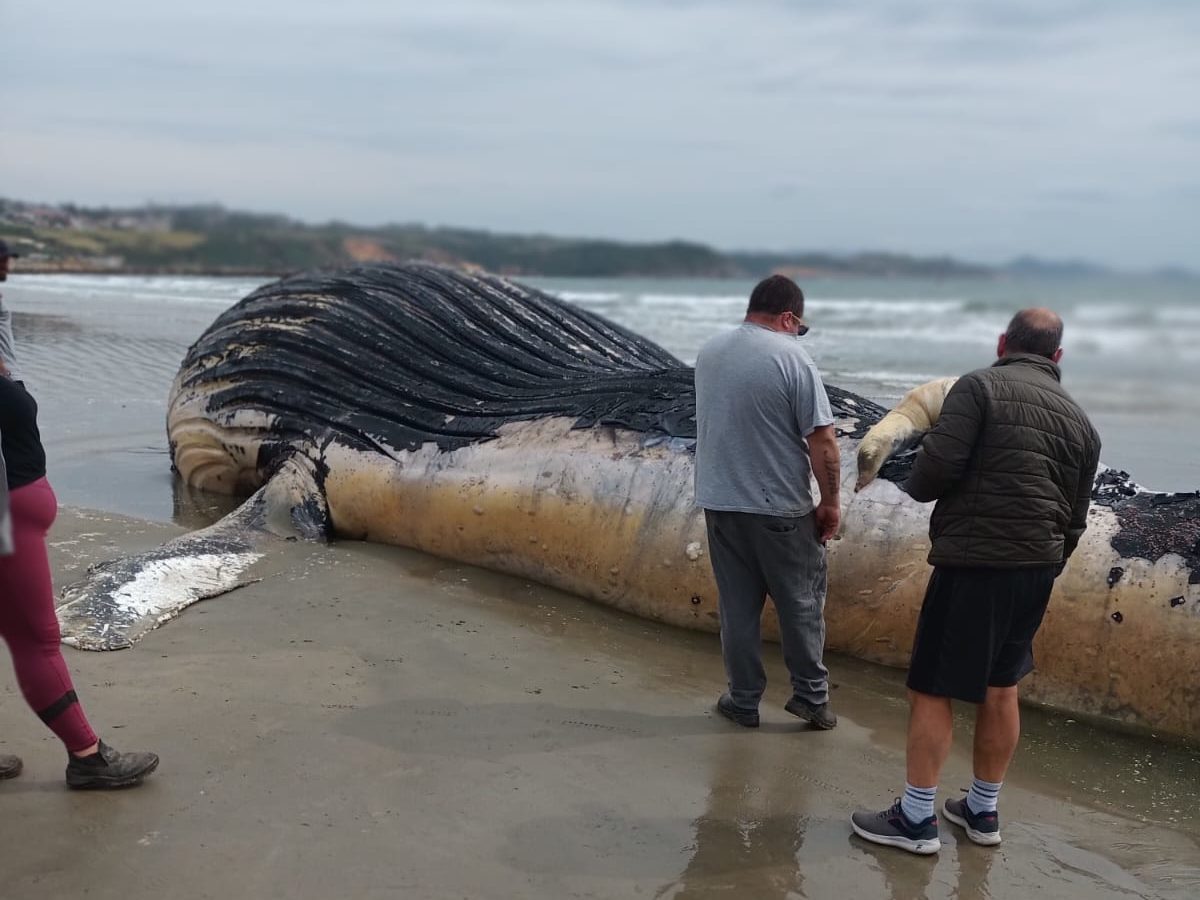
[[176, 262, 890, 466]]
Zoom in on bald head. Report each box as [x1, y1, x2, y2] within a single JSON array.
[[1001, 307, 1063, 360]]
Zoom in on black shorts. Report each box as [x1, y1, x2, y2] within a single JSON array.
[[906, 565, 1057, 703]]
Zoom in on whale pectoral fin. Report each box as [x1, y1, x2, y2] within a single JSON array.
[[855, 429, 896, 492], [854, 377, 959, 491], [56, 457, 330, 650], [251, 453, 330, 541], [907, 377, 959, 430], [855, 410, 914, 491], [56, 538, 266, 651]]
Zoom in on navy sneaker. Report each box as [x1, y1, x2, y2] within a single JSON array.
[[943, 796, 1001, 846], [715, 693, 760, 728], [851, 799, 941, 855], [784, 696, 838, 730]]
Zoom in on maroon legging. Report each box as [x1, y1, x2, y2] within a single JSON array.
[[0, 477, 97, 753]]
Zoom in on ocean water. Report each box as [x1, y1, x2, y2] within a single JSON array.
[[3, 271, 1198, 524]]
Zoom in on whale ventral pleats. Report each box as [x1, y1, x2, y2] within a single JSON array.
[[173, 263, 898, 475], [178, 264, 696, 458]]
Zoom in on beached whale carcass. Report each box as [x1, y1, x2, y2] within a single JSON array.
[[56, 264, 1200, 742]]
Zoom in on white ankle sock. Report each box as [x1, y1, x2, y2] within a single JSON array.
[[965, 778, 1002, 814], [901, 782, 937, 823]]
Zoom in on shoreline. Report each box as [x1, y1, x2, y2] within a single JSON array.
[[8, 263, 1004, 281], [10, 264, 1191, 285], [12, 264, 290, 278]]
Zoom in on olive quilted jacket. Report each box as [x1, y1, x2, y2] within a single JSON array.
[[904, 353, 1101, 568]]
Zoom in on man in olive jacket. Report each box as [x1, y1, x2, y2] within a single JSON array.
[[852, 308, 1101, 855]]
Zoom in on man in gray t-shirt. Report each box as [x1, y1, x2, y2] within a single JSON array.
[[694, 274, 841, 730], [0, 240, 20, 381], [0, 240, 19, 554]]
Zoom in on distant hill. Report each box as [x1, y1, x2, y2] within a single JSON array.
[[0, 199, 735, 277], [726, 250, 990, 279], [1, 198, 1191, 281], [1000, 255, 1110, 279]]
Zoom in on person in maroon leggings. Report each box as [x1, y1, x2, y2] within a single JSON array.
[[0, 242, 159, 789]]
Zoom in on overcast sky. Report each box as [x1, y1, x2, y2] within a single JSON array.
[[3, 1, 1199, 268]]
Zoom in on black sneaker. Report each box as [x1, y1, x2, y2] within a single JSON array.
[[66, 740, 159, 790], [716, 693, 760, 728], [850, 799, 941, 855], [0, 753, 22, 780], [784, 696, 838, 730], [943, 796, 1001, 846]]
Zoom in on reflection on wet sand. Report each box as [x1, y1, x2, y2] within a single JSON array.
[[860, 842, 945, 900], [658, 734, 974, 900], [663, 729, 1197, 900], [662, 738, 810, 897]]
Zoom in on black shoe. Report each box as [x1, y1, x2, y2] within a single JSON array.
[[716, 693, 760, 728], [66, 740, 159, 790], [0, 753, 22, 780], [943, 796, 1002, 846], [785, 696, 838, 730], [850, 799, 941, 855]]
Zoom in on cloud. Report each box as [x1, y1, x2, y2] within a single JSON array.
[[1036, 188, 1118, 206], [3, 0, 1199, 267]]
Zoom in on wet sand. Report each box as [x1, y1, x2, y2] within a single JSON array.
[[0, 509, 1197, 899]]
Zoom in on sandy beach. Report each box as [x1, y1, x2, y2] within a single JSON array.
[[0, 507, 1194, 899], [6, 1, 1200, 894]]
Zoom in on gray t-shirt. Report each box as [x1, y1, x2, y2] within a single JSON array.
[[0, 293, 20, 381], [694, 322, 834, 516], [0, 295, 12, 554]]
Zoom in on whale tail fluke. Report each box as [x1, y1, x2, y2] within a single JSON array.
[[56, 456, 329, 651]]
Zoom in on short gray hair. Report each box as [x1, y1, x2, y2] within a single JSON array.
[[1004, 308, 1062, 358]]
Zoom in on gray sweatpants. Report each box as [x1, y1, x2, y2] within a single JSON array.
[[0, 447, 10, 555], [704, 509, 830, 709]]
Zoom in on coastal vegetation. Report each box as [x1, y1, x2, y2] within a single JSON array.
[[0, 197, 1168, 280]]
